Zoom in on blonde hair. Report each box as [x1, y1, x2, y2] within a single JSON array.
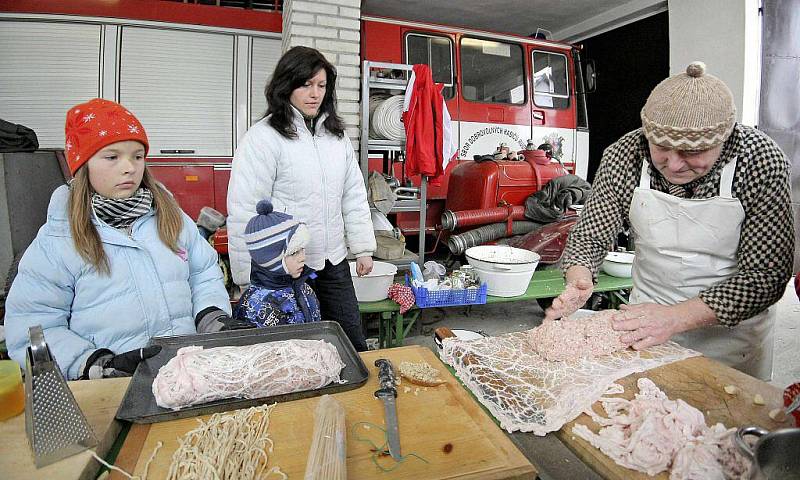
[[68, 167, 184, 274]]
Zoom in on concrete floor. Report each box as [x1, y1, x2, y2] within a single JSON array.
[[380, 280, 800, 390]]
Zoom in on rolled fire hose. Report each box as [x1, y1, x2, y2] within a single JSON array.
[[448, 221, 541, 255], [369, 94, 405, 141], [441, 205, 527, 231], [393, 186, 420, 200]]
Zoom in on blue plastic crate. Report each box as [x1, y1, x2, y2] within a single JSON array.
[[406, 275, 488, 308]]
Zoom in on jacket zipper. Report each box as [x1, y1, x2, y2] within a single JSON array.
[[125, 220, 158, 337], [114, 217, 167, 337], [311, 126, 329, 260]]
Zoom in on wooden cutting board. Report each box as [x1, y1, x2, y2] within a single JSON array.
[[125, 345, 535, 480], [0, 377, 130, 480], [557, 356, 795, 480]]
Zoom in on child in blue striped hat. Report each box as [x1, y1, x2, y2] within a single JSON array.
[[233, 199, 322, 327]]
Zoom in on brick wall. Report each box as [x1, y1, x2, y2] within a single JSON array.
[[282, 0, 361, 149]]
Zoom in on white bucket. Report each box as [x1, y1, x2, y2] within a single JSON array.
[[349, 261, 397, 302], [602, 251, 635, 278], [465, 245, 540, 297]]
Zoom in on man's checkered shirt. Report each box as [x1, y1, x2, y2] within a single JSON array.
[[562, 124, 794, 327]]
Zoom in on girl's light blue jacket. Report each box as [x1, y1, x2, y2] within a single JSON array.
[[5, 185, 231, 380]]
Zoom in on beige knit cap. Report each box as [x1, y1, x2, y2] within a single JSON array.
[[641, 61, 736, 151]]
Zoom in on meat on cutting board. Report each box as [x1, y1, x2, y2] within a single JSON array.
[[152, 339, 345, 409], [528, 310, 627, 361], [572, 378, 751, 480]]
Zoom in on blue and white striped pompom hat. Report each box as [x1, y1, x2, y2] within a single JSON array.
[[244, 199, 308, 271]]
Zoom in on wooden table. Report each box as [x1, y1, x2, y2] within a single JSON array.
[[114, 346, 536, 480], [360, 270, 633, 348], [0, 377, 130, 480], [554, 356, 795, 479], [5, 345, 788, 479]]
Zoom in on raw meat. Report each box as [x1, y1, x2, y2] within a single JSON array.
[[572, 378, 751, 479], [528, 310, 627, 361], [152, 339, 345, 410], [440, 330, 698, 434]]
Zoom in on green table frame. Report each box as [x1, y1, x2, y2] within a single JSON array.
[[358, 270, 633, 348]]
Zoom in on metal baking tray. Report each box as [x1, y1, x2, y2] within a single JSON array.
[[115, 321, 369, 424]]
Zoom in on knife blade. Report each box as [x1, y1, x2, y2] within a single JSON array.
[[374, 358, 401, 460]]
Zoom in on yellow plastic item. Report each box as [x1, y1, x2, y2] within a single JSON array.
[[0, 359, 24, 421]]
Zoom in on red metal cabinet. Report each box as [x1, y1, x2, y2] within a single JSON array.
[[148, 165, 214, 220], [213, 167, 231, 216]]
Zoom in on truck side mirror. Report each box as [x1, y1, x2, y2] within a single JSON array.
[[584, 60, 597, 93]]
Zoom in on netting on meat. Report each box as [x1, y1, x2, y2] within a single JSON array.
[[440, 331, 699, 435], [153, 339, 346, 410]]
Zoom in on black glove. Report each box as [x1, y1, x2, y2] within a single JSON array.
[[81, 345, 162, 380], [195, 306, 252, 333]]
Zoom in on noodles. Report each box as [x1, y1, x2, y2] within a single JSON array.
[[93, 404, 286, 479], [304, 395, 347, 480], [166, 404, 286, 480], [91, 441, 162, 480]]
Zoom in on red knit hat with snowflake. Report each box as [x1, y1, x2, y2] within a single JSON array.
[[64, 98, 149, 174]]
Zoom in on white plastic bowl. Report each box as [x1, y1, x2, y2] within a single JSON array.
[[434, 329, 486, 351], [465, 245, 540, 297], [350, 261, 397, 302], [602, 251, 635, 278]]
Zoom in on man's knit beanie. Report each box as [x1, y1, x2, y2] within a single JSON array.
[[641, 61, 736, 151], [244, 199, 309, 271], [65, 98, 149, 174]]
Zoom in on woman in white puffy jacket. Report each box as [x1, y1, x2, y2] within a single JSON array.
[[228, 47, 376, 351]]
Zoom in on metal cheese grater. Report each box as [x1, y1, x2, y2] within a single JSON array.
[[24, 325, 97, 468]]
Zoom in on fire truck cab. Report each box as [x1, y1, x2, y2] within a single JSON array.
[[361, 16, 591, 233]]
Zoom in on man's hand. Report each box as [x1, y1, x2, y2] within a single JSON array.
[[611, 298, 718, 350], [356, 256, 374, 276], [543, 266, 594, 322]]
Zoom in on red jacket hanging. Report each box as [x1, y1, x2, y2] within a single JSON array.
[[402, 64, 457, 184]]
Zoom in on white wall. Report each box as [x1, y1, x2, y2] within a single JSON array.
[[668, 0, 761, 126]]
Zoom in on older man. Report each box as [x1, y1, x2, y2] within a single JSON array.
[[545, 62, 793, 380]]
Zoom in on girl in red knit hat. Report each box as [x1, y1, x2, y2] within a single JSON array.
[[5, 99, 246, 381]]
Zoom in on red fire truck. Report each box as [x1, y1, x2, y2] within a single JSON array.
[[360, 15, 591, 236], [0, 1, 592, 272]]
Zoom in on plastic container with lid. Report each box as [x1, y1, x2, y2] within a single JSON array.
[[0, 360, 24, 421], [197, 206, 226, 232]]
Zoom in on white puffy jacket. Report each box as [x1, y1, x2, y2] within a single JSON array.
[[227, 108, 375, 287]]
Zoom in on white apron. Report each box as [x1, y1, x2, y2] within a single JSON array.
[[628, 158, 775, 380]]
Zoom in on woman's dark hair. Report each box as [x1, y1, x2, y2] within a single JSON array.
[[265, 46, 345, 139]]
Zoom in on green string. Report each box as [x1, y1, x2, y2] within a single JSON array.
[[352, 421, 429, 472]]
